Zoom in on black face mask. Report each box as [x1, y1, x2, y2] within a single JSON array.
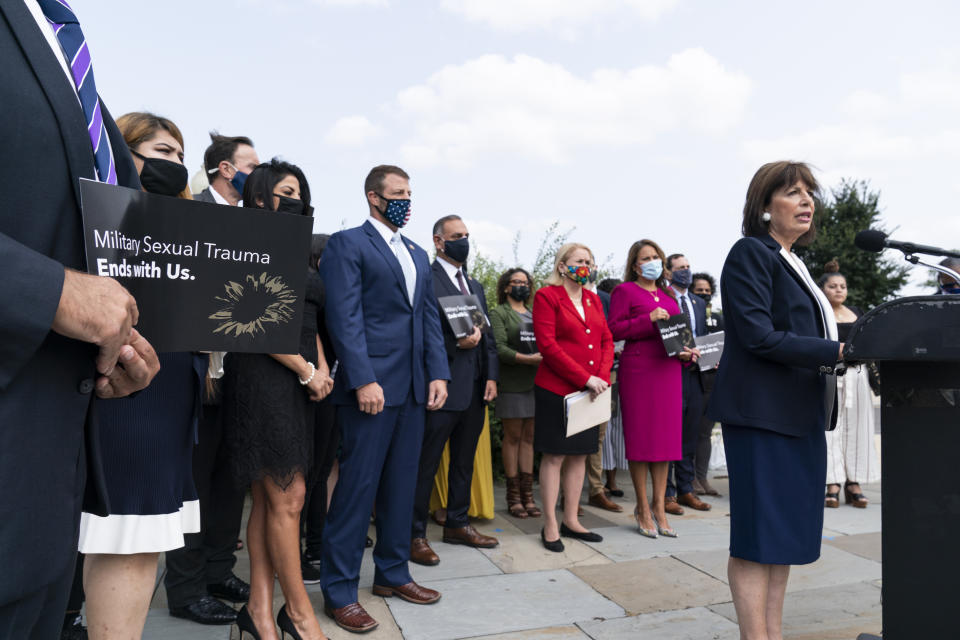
[[508, 285, 530, 302], [132, 149, 188, 197], [695, 292, 712, 303], [273, 193, 311, 216], [443, 237, 470, 263]]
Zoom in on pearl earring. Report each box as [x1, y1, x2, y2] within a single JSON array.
[[761, 212, 771, 222]]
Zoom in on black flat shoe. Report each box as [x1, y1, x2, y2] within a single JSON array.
[[540, 528, 564, 553], [170, 596, 238, 625], [604, 485, 625, 498], [235, 605, 262, 640], [277, 604, 303, 640], [560, 523, 603, 542], [207, 573, 250, 603]]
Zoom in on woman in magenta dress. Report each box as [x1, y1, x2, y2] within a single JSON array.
[[609, 239, 697, 539]]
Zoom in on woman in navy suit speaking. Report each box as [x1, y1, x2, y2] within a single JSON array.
[[707, 161, 845, 640]]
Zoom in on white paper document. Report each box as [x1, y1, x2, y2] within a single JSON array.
[[565, 387, 612, 437]]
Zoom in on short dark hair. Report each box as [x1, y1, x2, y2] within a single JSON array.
[[742, 161, 819, 246], [691, 272, 717, 296], [496, 267, 533, 305], [309, 233, 330, 272], [665, 253, 685, 271], [204, 132, 254, 178], [938, 257, 960, 285], [597, 278, 621, 294], [364, 165, 410, 196], [432, 214, 462, 237], [242, 158, 312, 216]]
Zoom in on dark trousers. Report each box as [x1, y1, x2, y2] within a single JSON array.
[[303, 400, 340, 555], [0, 553, 76, 640], [667, 368, 704, 497], [695, 371, 717, 481], [411, 383, 485, 538], [320, 392, 424, 609], [164, 403, 245, 608]]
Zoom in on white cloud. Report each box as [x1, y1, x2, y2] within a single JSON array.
[[440, 0, 679, 33], [383, 49, 750, 167], [324, 116, 382, 146], [314, 0, 387, 5]]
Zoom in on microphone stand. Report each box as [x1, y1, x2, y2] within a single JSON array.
[[901, 254, 960, 284]]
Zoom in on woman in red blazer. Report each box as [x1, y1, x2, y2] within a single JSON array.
[[533, 243, 615, 552]]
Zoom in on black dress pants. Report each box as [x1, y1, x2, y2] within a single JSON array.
[[303, 399, 340, 555], [666, 367, 704, 497], [164, 403, 245, 608], [411, 384, 485, 539], [695, 370, 718, 481], [0, 554, 76, 640]]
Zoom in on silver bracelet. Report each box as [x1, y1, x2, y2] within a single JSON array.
[[299, 362, 316, 385]]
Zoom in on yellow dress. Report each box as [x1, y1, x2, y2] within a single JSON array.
[[428, 407, 495, 519]]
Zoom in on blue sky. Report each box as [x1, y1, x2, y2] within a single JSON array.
[[77, 0, 959, 296]]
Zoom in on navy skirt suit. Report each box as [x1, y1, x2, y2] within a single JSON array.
[[707, 234, 840, 565]]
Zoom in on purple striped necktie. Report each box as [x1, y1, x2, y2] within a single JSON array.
[[36, 0, 117, 185]]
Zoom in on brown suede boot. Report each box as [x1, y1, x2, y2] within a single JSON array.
[[505, 476, 528, 518]]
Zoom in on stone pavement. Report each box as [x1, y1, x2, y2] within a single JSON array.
[[139, 473, 883, 640]]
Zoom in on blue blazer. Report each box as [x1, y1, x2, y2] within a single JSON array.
[[320, 220, 450, 407], [0, 1, 140, 604], [707, 234, 840, 437], [430, 260, 498, 412]]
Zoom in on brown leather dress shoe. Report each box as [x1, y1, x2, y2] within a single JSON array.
[[410, 537, 440, 566], [442, 524, 499, 548], [372, 581, 441, 604], [588, 492, 624, 512], [677, 492, 712, 511], [431, 508, 447, 527], [664, 496, 685, 515], [324, 602, 378, 633], [699, 478, 722, 496]]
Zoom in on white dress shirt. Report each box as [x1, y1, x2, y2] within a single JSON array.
[[437, 256, 468, 293], [369, 216, 417, 303], [24, 0, 77, 93], [672, 286, 698, 335]]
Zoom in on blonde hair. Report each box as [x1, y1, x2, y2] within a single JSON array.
[[545, 242, 595, 286], [116, 111, 192, 200]]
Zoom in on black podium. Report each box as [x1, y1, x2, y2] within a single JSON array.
[[845, 295, 960, 639]]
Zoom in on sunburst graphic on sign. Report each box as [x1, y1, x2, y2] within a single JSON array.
[[209, 273, 297, 337]]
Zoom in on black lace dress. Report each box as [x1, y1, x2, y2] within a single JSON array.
[[222, 271, 324, 489]]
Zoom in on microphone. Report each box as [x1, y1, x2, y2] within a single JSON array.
[[854, 229, 960, 259]]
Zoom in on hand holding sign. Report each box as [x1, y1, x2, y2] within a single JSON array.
[[457, 325, 482, 349], [649, 307, 670, 322]]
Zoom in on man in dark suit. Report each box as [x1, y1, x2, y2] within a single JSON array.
[[0, 3, 159, 637], [664, 253, 713, 514], [319, 165, 450, 634], [409, 216, 499, 566], [691, 272, 724, 497], [163, 133, 260, 625], [194, 133, 259, 207]]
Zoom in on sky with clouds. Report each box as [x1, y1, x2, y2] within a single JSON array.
[[76, 0, 959, 296]]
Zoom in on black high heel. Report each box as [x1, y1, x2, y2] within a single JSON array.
[[277, 604, 304, 640], [236, 605, 263, 640], [540, 528, 564, 553]]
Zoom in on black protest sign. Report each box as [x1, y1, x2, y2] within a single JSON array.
[[694, 331, 725, 371], [80, 180, 313, 353], [438, 294, 488, 338], [518, 317, 537, 354], [656, 313, 694, 357]]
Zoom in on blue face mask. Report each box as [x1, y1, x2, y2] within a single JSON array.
[[671, 267, 692, 288], [941, 283, 960, 295], [378, 194, 411, 228], [640, 259, 663, 281], [230, 165, 248, 196]]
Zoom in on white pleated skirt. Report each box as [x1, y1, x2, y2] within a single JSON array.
[[78, 500, 200, 554]]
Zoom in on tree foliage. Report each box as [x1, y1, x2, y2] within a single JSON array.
[[795, 180, 909, 310]]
